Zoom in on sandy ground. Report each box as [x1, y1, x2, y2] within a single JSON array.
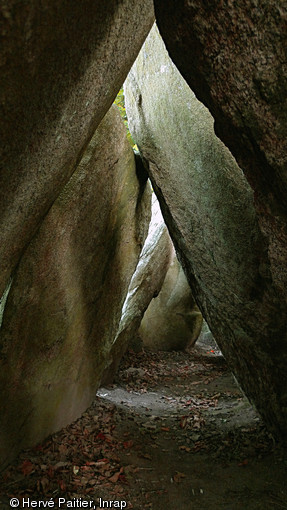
[[1, 341, 287, 509]]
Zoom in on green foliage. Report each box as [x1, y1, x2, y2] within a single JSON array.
[[114, 88, 138, 150]]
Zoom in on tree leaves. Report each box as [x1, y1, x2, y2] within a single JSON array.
[[114, 88, 138, 150]]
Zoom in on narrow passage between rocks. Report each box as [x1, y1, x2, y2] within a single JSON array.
[[1, 341, 287, 510]]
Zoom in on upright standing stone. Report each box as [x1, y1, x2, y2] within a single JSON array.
[[139, 248, 203, 352]]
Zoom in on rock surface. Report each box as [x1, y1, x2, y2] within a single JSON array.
[[0, 0, 154, 297], [153, 2, 287, 437], [124, 25, 287, 438], [0, 106, 151, 468], [102, 192, 172, 384], [139, 249, 202, 351], [154, 0, 287, 215]]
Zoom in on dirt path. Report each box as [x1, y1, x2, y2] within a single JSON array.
[[1, 344, 287, 509]]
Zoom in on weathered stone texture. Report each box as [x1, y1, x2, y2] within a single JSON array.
[[139, 248, 203, 351], [154, 0, 287, 313], [0, 0, 154, 297], [124, 25, 287, 438], [154, 0, 287, 214], [0, 106, 151, 467], [102, 193, 172, 384]]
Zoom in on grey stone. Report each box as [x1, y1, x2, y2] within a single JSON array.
[[154, 0, 287, 215], [0, 105, 151, 468], [139, 248, 203, 351], [0, 0, 154, 297], [124, 24, 287, 438], [101, 192, 172, 384]]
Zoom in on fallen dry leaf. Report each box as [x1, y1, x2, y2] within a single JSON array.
[[238, 459, 249, 466], [180, 417, 187, 429], [123, 440, 134, 449], [109, 466, 124, 483], [141, 453, 152, 460], [173, 471, 186, 483], [21, 460, 34, 476], [179, 446, 191, 452], [58, 479, 66, 491]]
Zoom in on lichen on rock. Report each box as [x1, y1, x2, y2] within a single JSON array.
[[124, 23, 287, 439], [0, 105, 151, 468]]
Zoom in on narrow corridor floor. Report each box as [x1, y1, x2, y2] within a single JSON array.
[[1, 345, 287, 510]]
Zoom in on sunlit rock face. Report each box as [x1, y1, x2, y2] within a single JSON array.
[[101, 193, 172, 384], [0, 0, 154, 298], [124, 24, 287, 439], [102, 193, 202, 382], [0, 106, 151, 468]]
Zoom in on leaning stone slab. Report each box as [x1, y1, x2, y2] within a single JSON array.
[[0, 0, 154, 297], [101, 193, 172, 384], [124, 24, 287, 438], [0, 106, 151, 468]]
